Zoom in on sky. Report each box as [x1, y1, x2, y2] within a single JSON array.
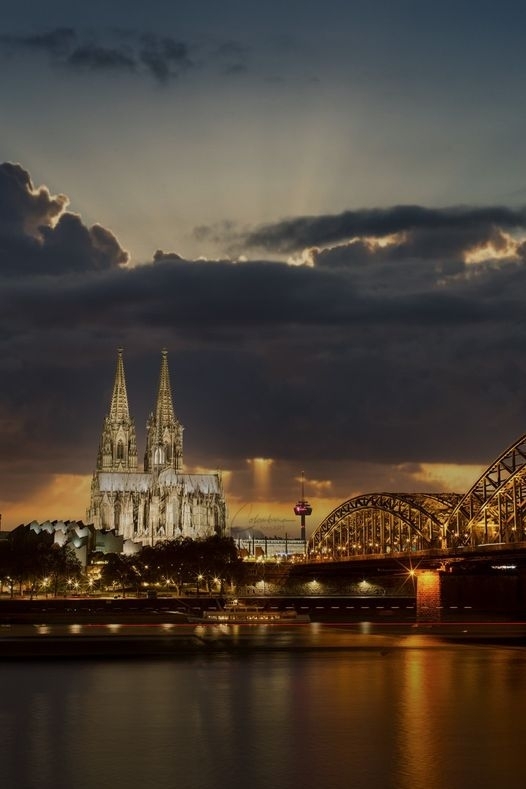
[[3, 0, 526, 533]]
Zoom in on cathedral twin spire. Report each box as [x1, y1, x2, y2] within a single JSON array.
[[145, 348, 184, 472], [109, 348, 131, 424], [97, 349, 183, 473], [98, 348, 137, 471]]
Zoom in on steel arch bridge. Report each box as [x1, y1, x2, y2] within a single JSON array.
[[308, 433, 526, 559], [446, 433, 526, 546]]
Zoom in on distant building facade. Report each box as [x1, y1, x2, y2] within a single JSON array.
[[231, 528, 306, 559], [86, 349, 227, 546], [28, 520, 94, 566], [25, 520, 133, 566]]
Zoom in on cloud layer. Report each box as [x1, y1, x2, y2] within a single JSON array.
[[0, 27, 249, 84], [3, 165, 526, 527], [238, 206, 526, 254], [0, 163, 129, 276]]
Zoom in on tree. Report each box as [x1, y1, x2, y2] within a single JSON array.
[[133, 535, 244, 594], [100, 553, 140, 597], [44, 544, 82, 597], [4, 526, 55, 597]]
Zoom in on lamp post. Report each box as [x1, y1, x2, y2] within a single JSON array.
[[257, 557, 266, 596]]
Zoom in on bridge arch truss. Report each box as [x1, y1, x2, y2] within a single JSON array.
[[446, 433, 526, 546], [308, 493, 460, 559]]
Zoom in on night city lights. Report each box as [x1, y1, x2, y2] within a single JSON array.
[[3, 3, 526, 789]]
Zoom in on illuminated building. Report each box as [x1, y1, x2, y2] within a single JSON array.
[[231, 527, 306, 559], [87, 349, 226, 545]]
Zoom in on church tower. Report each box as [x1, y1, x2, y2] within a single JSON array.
[[144, 349, 183, 472], [97, 348, 138, 471], [89, 348, 225, 544]]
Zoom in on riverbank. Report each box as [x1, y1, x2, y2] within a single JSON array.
[[1, 594, 525, 659], [0, 593, 419, 624], [0, 592, 521, 623], [1, 620, 526, 660]]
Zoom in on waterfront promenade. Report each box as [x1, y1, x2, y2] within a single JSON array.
[[1, 595, 525, 658], [0, 593, 418, 624]]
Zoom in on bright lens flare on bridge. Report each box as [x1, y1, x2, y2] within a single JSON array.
[[395, 559, 421, 591]]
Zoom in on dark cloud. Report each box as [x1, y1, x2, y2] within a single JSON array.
[[194, 221, 237, 245], [0, 27, 190, 83], [139, 34, 192, 82], [67, 43, 136, 72], [4, 166, 526, 527], [2, 256, 525, 511], [0, 27, 76, 56], [0, 258, 418, 326], [0, 27, 249, 84], [0, 162, 68, 237], [90, 224, 130, 267], [0, 163, 129, 276], [232, 205, 526, 255], [153, 249, 183, 262]]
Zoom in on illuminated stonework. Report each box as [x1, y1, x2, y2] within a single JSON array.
[[416, 571, 442, 622], [87, 350, 227, 545]]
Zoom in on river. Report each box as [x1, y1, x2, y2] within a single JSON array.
[[0, 626, 525, 789]]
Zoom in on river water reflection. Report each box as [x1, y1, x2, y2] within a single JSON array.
[[0, 631, 525, 789]]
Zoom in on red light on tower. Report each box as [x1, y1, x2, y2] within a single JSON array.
[[294, 471, 312, 543]]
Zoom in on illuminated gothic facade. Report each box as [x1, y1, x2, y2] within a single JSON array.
[[87, 349, 227, 545]]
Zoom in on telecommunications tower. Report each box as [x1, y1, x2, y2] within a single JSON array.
[[293, 471, 312, 543]]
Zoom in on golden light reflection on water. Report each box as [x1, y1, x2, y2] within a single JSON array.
[[396, 648, 447, 789], [2, 640, 526, 789]]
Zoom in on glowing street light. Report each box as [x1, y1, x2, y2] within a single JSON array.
[[196, 573, 204, 595]]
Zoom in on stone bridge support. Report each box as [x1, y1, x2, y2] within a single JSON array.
[[416, 570, 442, 622]]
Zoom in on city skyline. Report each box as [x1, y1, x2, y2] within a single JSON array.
[[3, 1, 526, 530]]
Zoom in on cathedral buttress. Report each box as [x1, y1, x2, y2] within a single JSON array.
[[97, 348, 138, 471], [144, 349, 184, 472]]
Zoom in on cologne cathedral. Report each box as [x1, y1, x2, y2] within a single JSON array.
[[87, 349, 227, 546]]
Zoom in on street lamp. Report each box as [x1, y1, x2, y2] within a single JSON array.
[[256, 557, 266, 596]]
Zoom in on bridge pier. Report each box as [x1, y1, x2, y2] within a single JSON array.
[[416, 570, 442, 622]]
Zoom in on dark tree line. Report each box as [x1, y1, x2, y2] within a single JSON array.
[[0, 526, 81, 597], [0, 528, 243, 598], [99, 535, 243, 596]]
